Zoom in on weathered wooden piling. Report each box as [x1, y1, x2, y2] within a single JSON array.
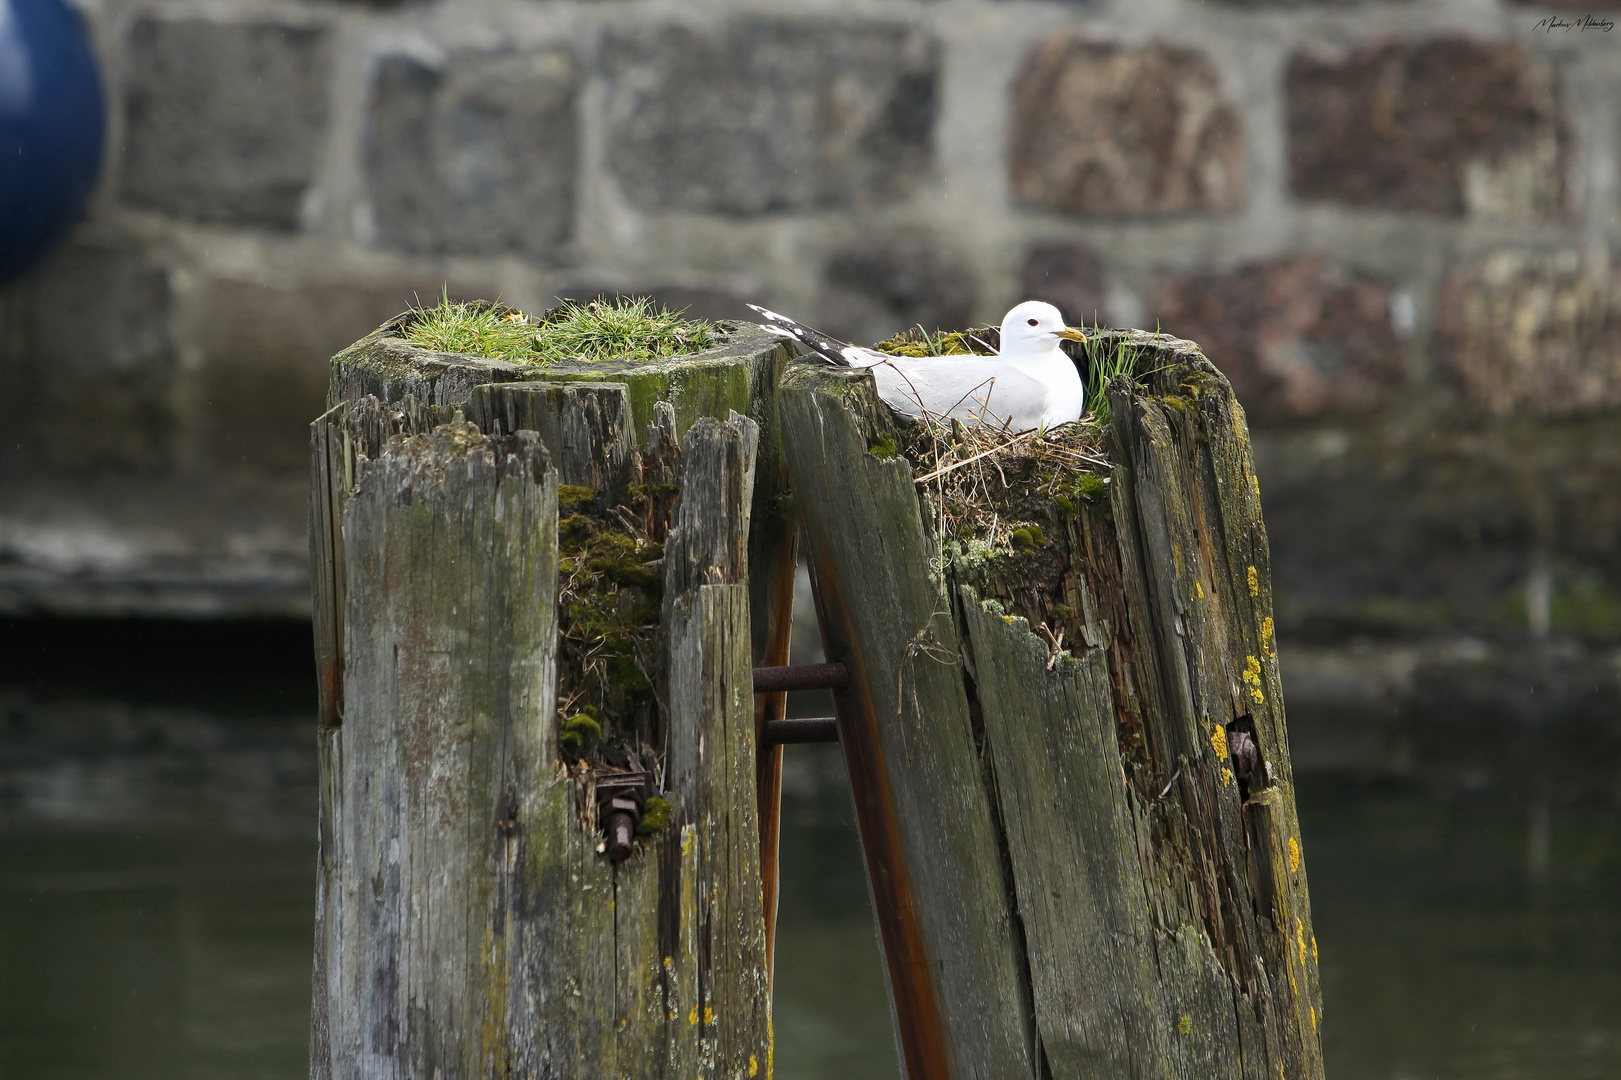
[[311, 303, 1323, 1080], [780, 330, 1325, 1080], [308, 309, 794, 1076]]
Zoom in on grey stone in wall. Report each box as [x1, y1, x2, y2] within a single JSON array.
[[1154, 256, 1404, 421], [1438, 250, 1621, 418], [366, 49, 577, 258], [1286, 37, 1571, 217], [1010, 39, 1245, 217], [816, 237, 974, 344], [602, 20, 938, 215], [1019, 242, 1106, 325], [121, 19, 331, 230], [1, 243, 176, 472]]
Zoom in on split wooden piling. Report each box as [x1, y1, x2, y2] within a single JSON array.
[[308, 311, 793, 1077], [780, 329, 1325, 1080]]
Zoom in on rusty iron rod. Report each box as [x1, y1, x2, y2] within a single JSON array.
[[760, 717, 839, 746], [751, 662, 849, 694]]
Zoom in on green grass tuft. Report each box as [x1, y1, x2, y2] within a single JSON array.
[[403, 291, 717, 366], [1080, 327, 1141, 425]]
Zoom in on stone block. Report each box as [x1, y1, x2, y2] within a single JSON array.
[[121, 19, 331, 229], [602, 20, 938, 215], [1438, 250, 1621, 418], [0, 242, 176, 472], [1286, 37, 1571, 216], [192, 278, 466, 472], [366, 49, 577, 258], [1018, 243, 1105, 325], [816, 238, 975, 345], [1153, 256, 1403, 421], [1010, 39, 1244, 217]]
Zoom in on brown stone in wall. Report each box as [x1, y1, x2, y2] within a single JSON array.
[[1438, 251, 1621, 418], [817, 238, 975, 345], [603, 20, 938, 215], [1153, 256, 1404, 421], [1286, 37, 1571, 217], [1019, 243, 1106, 325], [1010, 39, 1245, 217]]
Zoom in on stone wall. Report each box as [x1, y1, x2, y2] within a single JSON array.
[[4, 0, 1620, 705]]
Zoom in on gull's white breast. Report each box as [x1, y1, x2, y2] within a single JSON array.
[[870, 349, 1085, 431]]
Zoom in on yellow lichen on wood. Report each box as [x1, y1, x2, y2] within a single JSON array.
[[1211, 725, 1229, 759], [1289, 836, 1301, 874], [1247, 565, 1259, 596], [1262, 615, 1275, 657], [1243, 655, 1265, 702]]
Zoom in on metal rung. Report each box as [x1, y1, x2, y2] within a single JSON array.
[[760, 716, 839, 746], [752, 662, 849, 693]]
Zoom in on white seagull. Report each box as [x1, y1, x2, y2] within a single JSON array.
[[749, 300, 1088, 432]]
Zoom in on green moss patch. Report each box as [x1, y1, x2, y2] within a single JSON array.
[[636, 796, 673, 836], [556, 484, 667, 765], [873, 326, 988, 357], [403, 292, 717, 367]]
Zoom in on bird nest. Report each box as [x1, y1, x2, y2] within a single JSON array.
[[866, 323, 1130, 565], [894, 415, 1113, 567]]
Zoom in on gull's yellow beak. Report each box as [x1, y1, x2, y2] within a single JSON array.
[[1056, 326, 1087, 342]]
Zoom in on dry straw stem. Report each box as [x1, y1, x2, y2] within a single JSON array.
[[899, 414, 1113, 560]]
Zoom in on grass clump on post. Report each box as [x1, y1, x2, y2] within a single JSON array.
[[402, 292, 717, 366]]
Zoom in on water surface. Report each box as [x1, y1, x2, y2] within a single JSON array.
[[1, 619, 1616, 1078]]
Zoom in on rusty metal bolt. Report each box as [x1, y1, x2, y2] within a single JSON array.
[[595, 772, 650, 863]]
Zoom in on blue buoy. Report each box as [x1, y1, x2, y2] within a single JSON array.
[[0, 0, 105, 285]]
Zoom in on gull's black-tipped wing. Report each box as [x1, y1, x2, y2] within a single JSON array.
[[747, 304, 886, 369]]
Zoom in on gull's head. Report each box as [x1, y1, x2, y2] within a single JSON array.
[[999, 300, 1086, 356]]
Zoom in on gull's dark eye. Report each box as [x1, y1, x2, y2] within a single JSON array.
[[1027, 318, 1039, 326]]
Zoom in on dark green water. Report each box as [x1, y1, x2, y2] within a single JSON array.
[[1, 621, 1617, 1078]]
